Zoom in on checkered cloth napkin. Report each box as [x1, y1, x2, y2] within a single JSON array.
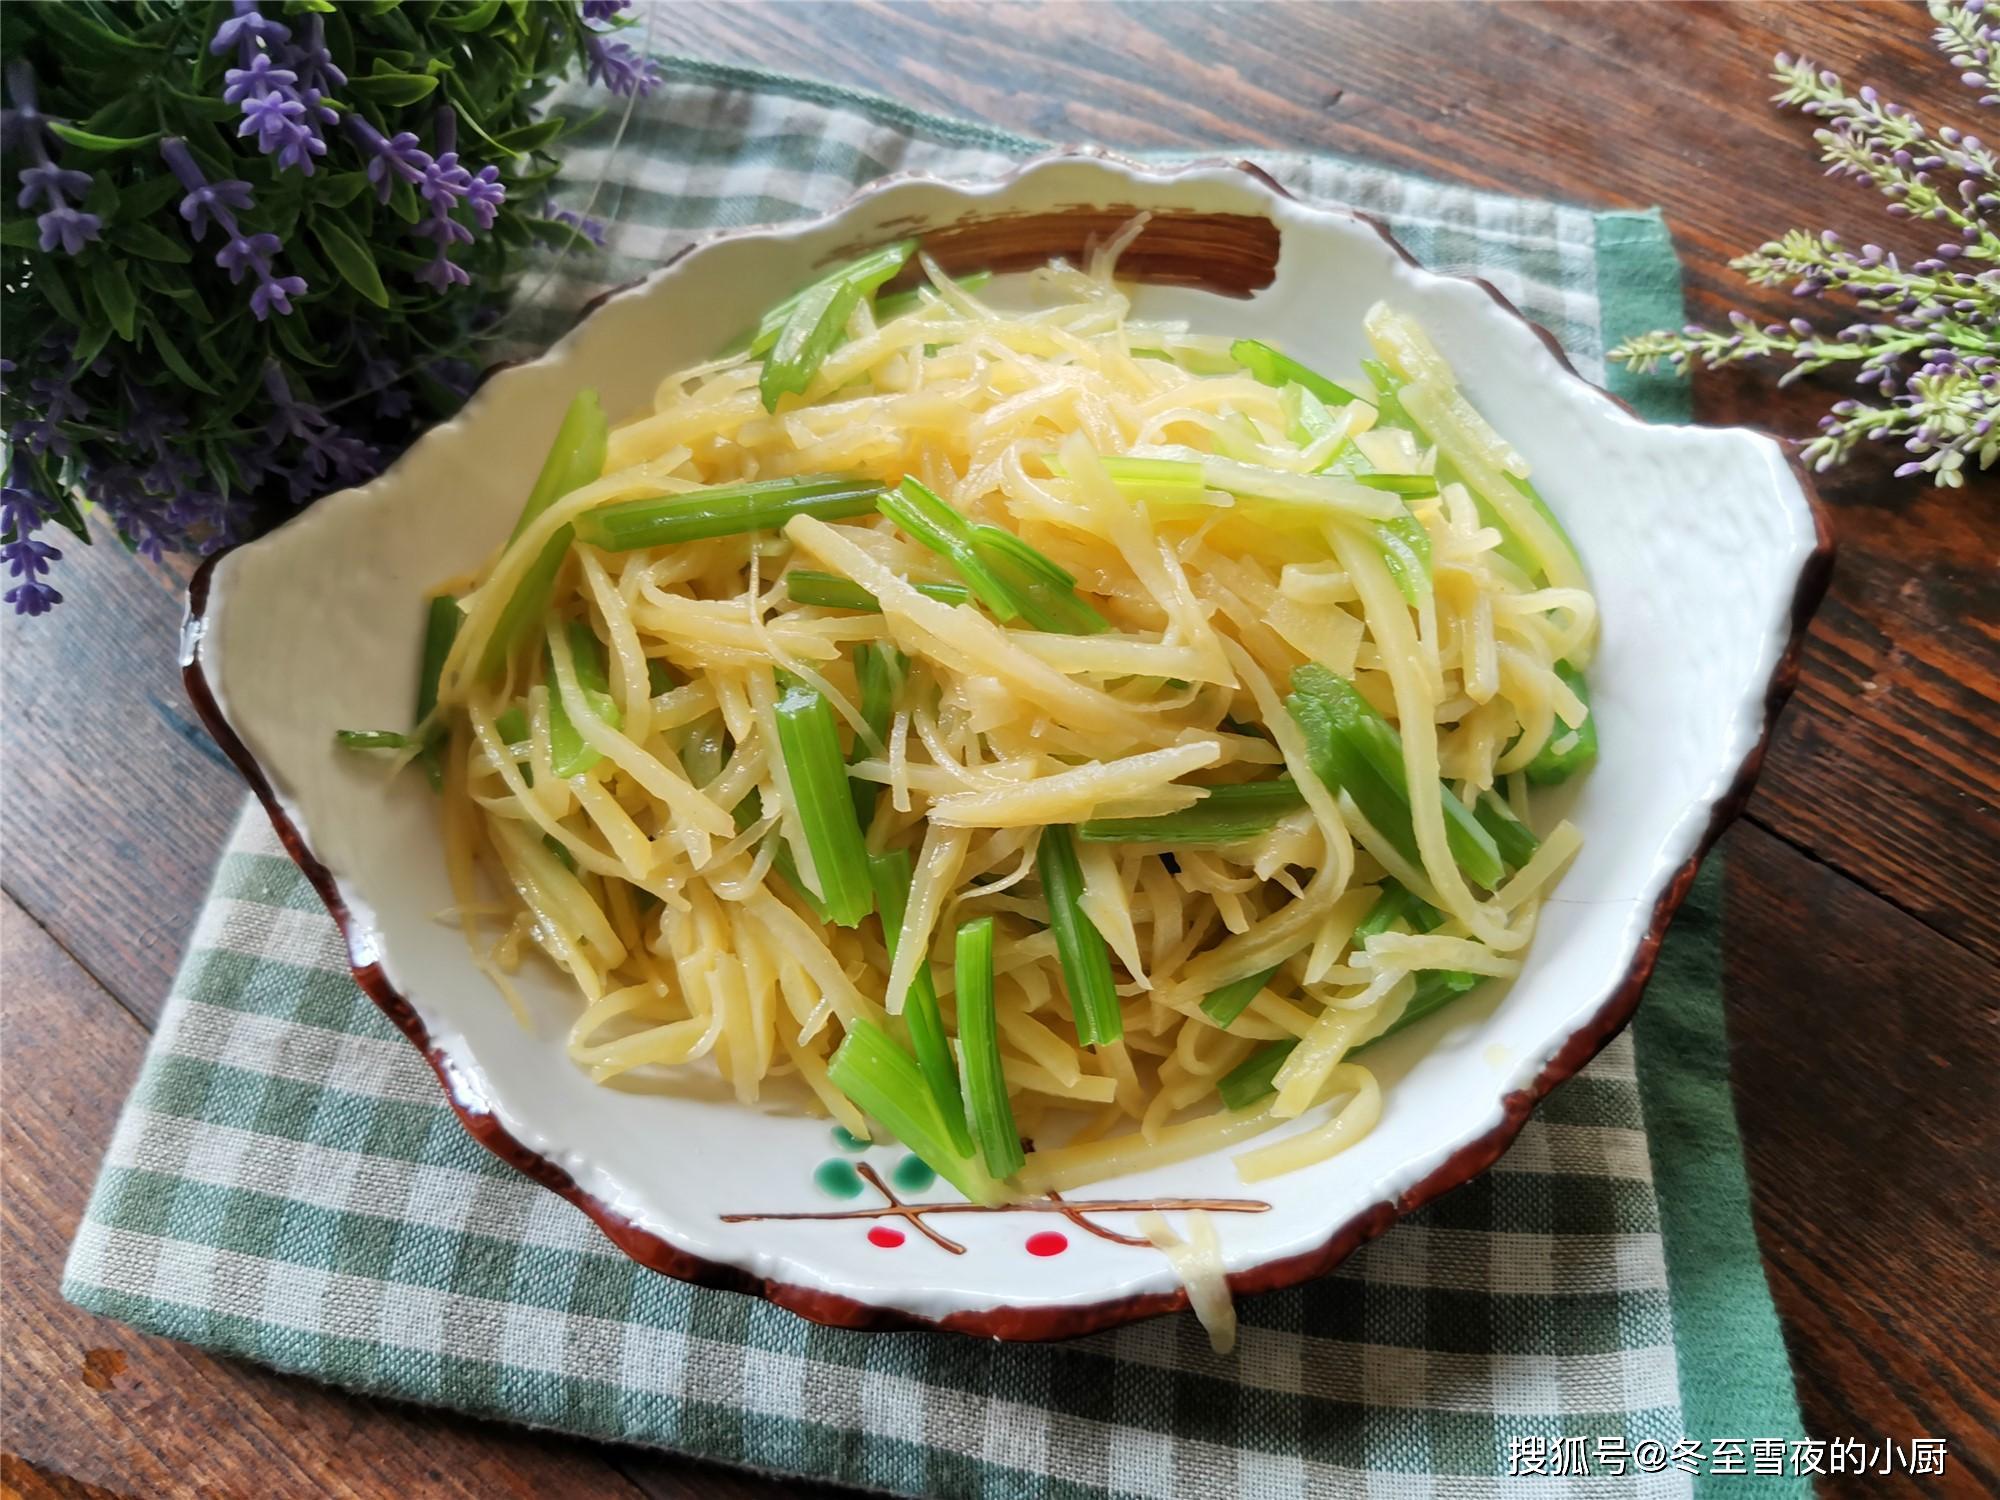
[[64, 58, 1809, 1499]]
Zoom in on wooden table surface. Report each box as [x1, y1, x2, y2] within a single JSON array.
[[4, 3, 1996, 1497]]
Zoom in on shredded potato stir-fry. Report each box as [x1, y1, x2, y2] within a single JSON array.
[[372, 222, 1596, 1220]]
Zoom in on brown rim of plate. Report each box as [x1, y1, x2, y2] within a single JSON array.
[[179, 148, 1836, 1342]]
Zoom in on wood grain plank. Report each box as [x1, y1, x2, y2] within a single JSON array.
[[1722, 824, 2000, 1496], [0, 536, 241, 1022], [0, 896, 658, 1500]]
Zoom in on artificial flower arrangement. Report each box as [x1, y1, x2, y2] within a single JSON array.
[[1613, 0, 1998, 489], [1, 0, 656, 616]]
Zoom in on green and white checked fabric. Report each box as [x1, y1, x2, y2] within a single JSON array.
[[65, 59, 1807, 1499]]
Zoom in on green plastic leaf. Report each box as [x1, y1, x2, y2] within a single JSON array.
[[69, 319, 115, 374], [143, 320, 219, 395], [437, 0, 505, 31], [164, 88, 240, 122], [347, 72, 439, 106], [309, 217, 392, 309], [84, 172, 121, 220], [29, 4, 162, 58], [494, 117, 569, 153], [47, 122, 161, 152], [37, 263, 87, 326], [318, 172, 372, 210], [387, 174, 421, 225], [271, 311, 336, 369], [87, 260, 138, 341], [118, 174, 185, 220], [113, 223, 194, 264], [0, 219, 40, 249]]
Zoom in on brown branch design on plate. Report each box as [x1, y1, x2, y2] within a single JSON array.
[[722, 1162, 1269, 1255]]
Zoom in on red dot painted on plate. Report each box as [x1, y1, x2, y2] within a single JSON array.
[[1025, 1231, 1069, 1258], [867, 1226, 906, 1249]]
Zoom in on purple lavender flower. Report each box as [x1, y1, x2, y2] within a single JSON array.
[[583, 33, 660, 97], [359, 354, 414, 421], [543, 199, 608, 247], [582, 0, 627, 19], [29, 369, 88, 427], [0, 60, 43, 153], [249, 270, 309, 320], [215, 7, 328, 176], [222, 52, 298, 106], [260, 363, 381, 503], [7, 64, 102, 257], [17, 162, 90, 211], [1, 482, 61, 616], [347, 109, 504, 295], [158, 138, 307, 321], [289, 15, 347, 92], [209, 0, 290, 55], [10, 415, 69, 459], [33, 205, 100, 256], [216, 230, 284, 281], [463, 166, 505, 230], [427, 358, 478, 402], [1616, 12, 1998, 489]]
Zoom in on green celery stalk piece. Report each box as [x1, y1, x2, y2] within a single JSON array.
[[771, 673, 874, 927], [1352, 473, 1438, 497], [1353, 969, 1484, 1053], [1353, 880, 1432, 944], [547, 620, 622, 778], [1309, 426, 1434, 607], [1287, 665, 1506, 890], [737, 788, 832, 922], [827, 1020, 992, 1203], [1231, 338, 1362, 405], [1472, 790, 1540, 869], [1283, 382, 1341, 450], [572, 475, 881, 551], [967, 523, 1109, 635], [1201, 963, 1281, 1028], [1359, 358, 1550, 580], [479, 390, 608, 681], [676, 711, 726, 788], [742, 240, 919, 357], [848, 641, 903, 825], [1077, 777, 1305, 845], [878, 478, 1021, 621], [1360, 358, 1412, 427], [868, 850, 973, 1157], [1526, 661, 1599, 785], [872, 268, 992, 322], [1505, 471, 1585, 585], [1036, 825, 1122, 1045], [335, 729, 413, 750], [414, 594, 461, 788], [784, 569, 969, 612], [1217, 1039, 1298, 1111], [954, 915, 1025, 1178], [1090, 455, 1208, 494], [759, 239, 917, 410]]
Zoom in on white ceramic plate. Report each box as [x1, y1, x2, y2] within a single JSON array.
[[184, 152, 1830, 1338]]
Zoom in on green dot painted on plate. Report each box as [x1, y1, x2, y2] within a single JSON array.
[[891, 1155, 936, 1194], [813, 1159, 864, 1199], [830, 1125, 871, 1153]]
